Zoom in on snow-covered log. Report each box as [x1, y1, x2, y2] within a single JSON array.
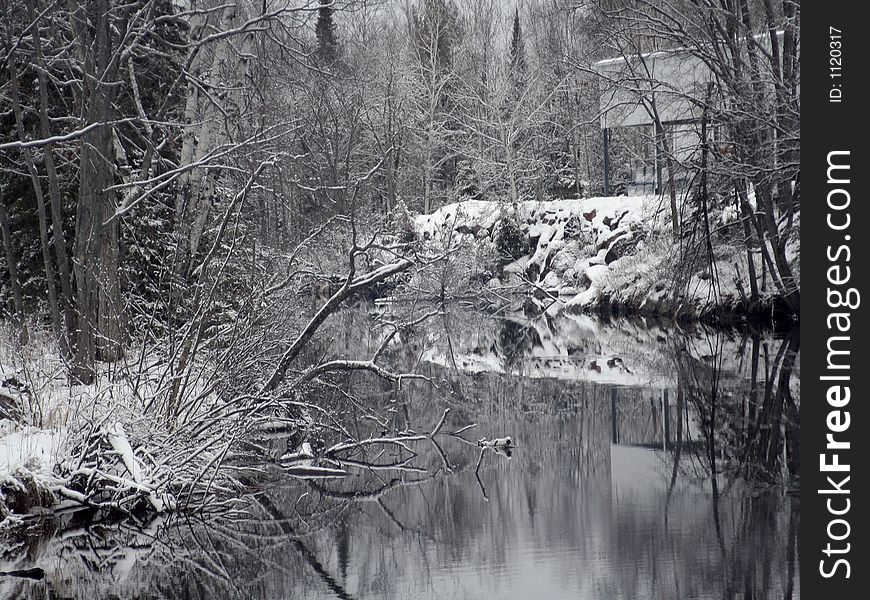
[[477, 436, 514, 448]]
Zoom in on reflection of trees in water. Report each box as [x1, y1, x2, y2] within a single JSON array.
[[671, 327, 800, 486], [403, 311, 801, 599], [652, 326, 800, 599], [496, 318, 541, 371], [3, 310, 800, 600], [609, 491, 798, 599]]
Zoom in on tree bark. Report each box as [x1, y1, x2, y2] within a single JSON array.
[[28, 0, 77, 342], [0, 200, 26, 339], [736, 186, 759, 302], [174, 5, 241, 275], [4, 26, 67, 355], [72, 0, 124, 383]]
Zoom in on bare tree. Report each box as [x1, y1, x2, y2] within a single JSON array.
[[589, 0, 799, 315], [407, 0, 462, 213]]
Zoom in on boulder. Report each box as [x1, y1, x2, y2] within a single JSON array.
[[605, 232, 642, 264]]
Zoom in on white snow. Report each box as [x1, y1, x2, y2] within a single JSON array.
[[413, 193, 798, 316], [107, 422, 169, 512], [414, 196, 656, 310], [0, 426, 63, 476], [0, 327, 208, 517]]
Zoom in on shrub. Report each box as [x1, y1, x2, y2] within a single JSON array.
[[389, 198, 418, 244], [494, 209, 527, 264]]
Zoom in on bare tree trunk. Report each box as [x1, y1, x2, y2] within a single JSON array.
[[762, 0, 799, 216], [386, 146, 399, 211], [619, 44, 680, 239], [28, 0, 77, 342], [4, 27, 68, 356], [72, 0, 124, 383], [755, 182, 800, 312], [699, 95, 720, 303], [506, 128, 519, 203], [649, 107, 680, 240], [0, 200, 26, 340], [736, 186, 759, 302], [736, 184, 797, 312], [423, 96, 435, 215], [423, 152, 433, 214], [174, 5, 241, 274], [731, 0, 798, 315]]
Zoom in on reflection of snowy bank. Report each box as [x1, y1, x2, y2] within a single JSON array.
[[406, 307, 799, 493], [1, 307, 799, 600], [414, 308, 783, 389], [419, 302, 670, 387], [0, 515, 169, 599], [413, 196, 798, 319], [423, 345, 661, 387]]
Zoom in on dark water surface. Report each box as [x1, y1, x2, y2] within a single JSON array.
[[2, 309, 799, 599]]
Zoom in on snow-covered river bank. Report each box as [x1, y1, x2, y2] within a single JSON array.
[[410, 196, 799, 321]]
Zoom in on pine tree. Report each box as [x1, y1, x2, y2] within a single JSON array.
[[509, 8, 526, 84], [315, 0, 339, 65], [410, 0, 461, 84]]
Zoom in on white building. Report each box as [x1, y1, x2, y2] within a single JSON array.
[[594, 46, 714, 195]]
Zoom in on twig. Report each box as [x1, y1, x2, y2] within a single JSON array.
[[429, 408, 450, 437], [450, 423, 477, 436]]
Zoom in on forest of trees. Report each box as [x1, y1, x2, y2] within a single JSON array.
[[0, 0, 800, 535], [0, 0, 799, 377], [0, 0, 799, 406], [0, 0, 609, 380], [0, 5, 804, 594]]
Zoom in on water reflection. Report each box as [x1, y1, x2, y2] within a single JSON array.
[[1, 309, 799, 599]]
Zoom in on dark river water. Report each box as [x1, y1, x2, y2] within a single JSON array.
[[1, 308, 799, 599]]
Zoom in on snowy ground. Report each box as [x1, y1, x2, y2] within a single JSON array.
[[413, 195, 798, 318], [0, 326, 215, 520], [0, 425, 65, 514], [0, 427, 62, 475]]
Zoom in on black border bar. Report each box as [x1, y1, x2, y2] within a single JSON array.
[[802, 2, 866, 596]]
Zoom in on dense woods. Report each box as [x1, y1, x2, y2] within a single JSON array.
[[0, 0, 799, 520]]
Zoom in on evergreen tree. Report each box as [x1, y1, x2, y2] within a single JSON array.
[[410, 0, 461, 85], [315, 0, 339, 65], [509, 8, 526, 84], [409, 0, 462, 212]]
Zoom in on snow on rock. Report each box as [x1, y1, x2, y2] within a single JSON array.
[[416, 197, 649, 250], [413, 194, 798, 318], [541, 271, 562, 290], [414, 196, 653, 306], [564, 264, 609, 309], [416, 200, 503, 242], [0, 425, 65, 517]]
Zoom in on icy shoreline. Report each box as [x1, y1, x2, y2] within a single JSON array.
[[412, 196, 799, 323]]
